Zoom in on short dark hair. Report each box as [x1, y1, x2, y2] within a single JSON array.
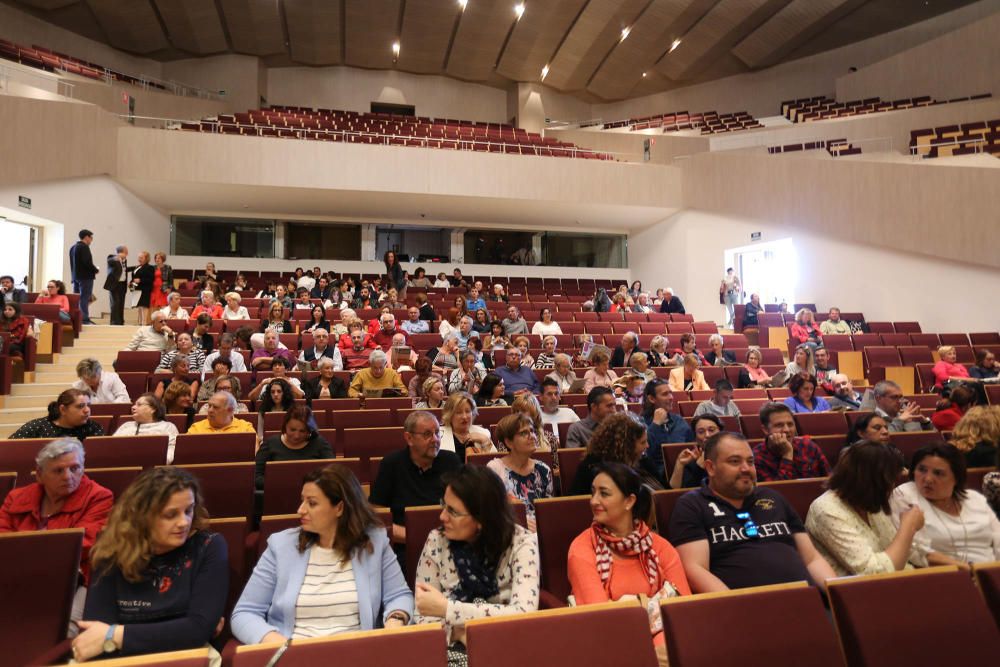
[[196, 313, 211, 326], [78, 229, 93, 239], [847, 412, 885, 445], [475, 373, 504, 405], [270, 356, 289, 369], [909, 444, 967, 501], [703, 431, 747, 462], [0, 275, 14, 283], [586, 385, 614, 409], [758, 401, 792, 428], [828, 440, 904, 514], [641, 378, 670, 419], [443, 465, 515, 568], [592, 462, 653, 525], [540, 377, 560, 392], [211, 356, 233, 371], [787, 374, 817, 395], [714, 379, 734, 392], [691, 413, 724, 434]]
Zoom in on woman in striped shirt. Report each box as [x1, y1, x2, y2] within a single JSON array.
[[231, 464, 412, 643]]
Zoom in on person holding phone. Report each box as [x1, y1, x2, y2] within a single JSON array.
[[669, 415, 723, 490]]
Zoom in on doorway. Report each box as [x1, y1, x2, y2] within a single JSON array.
[[725, 238, 798, 310]]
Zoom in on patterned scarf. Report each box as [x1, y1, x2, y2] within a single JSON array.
[[590, 520, 661, 593], [448, 540, 499, 603]]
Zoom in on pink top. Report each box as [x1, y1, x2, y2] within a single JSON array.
[[35, 293, 70, 313], [745, 365, 770, 382], [932, 360, 969, 387]]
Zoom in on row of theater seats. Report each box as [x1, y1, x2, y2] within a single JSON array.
[[0, 38, 164, 89], [7, 469, 999, 666], [176, 107, 613, 160], [909, 117, 1000, 157], [778, 93, 979, 122], [603, 109, 761, 133], [766, 137, 861, 156]]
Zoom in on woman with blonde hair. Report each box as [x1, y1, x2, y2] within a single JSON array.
[[74, 467, 227, 662], [415, 376, 447, 409], [742, 346, 772, 388], [668, 354, 709, 392], [510, 392, 559, 453], [790, 308, 822, 352], [647, 335, 672, 367], [950, 405, 1000, 467], [514, 335, 535, 369], [440, 392, 495, 462], [222, 292, 249, 320], [931, 345, 971, 390], [569, 412, 654, 495]]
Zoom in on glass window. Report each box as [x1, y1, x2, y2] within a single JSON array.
[[461, 230, 626, 268], [172, 216, 274, 257], [285, 222, 361, 260]]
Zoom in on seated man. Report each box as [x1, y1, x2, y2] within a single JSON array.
[[125, 311, 175, 352], [493, 346, 539, 396], [188, 391, 256, 434], [371, 313, 408, 351], [251, 330, 296, 371], [388, 333, 419, 370], [752, 403, 830, 481], [538, 378, 580, 431], [819, 307, 851, 336], [201, 333, 247, 379], [812, 347, 837, 391], [862, 380, 932, 432], [693, 379, 741, 418], [465, 287, 487, 313], [342, 329, 375, 370], [369, 411, 462, 545], [826, 374, 863, 410], [669, 432, 836, 592], [455, 315, 480, 351], [658, 287, 685, 314], [400, 306, 429, 335], [348, 349, 408, 398], [566, 386, 616, 450], [641, 379, 695, 481], [501, 305, 529, 336], [72, 358, 130, 404], [297, 328, 343, 372]]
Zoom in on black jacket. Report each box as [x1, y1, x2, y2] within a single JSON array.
[[611, 345, 643, 369], [103, 255, 131, 291], [69, 241, 98, 281], [658, 296, 686, 314]]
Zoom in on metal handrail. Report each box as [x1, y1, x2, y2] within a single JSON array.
[[908, 135, 986, 156], [118, 115, 632, 160]]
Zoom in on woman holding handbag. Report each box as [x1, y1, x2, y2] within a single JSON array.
[[149, 252, 172, 313], [130, 251, 156, 325]]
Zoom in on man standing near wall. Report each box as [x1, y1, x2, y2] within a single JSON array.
[[69, 229, 99, 325], [104, 245, 130, 326]]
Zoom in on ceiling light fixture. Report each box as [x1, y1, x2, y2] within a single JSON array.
[[541, 64, 549, 80], [642, 72, 647, 77], [669, 38, 682, 52], [514, 3, 525, 20], [620, 26, 631, 42], [458, 0, 467, 9], [392, 41, 400, 62]]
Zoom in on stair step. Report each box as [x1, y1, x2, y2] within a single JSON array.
[[11, 382, 78, 397]]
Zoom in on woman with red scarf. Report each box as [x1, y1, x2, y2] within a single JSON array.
[[569, 462, 690, 664]]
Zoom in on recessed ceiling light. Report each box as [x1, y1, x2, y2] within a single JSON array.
[[669, 38, 682, 52], [642, 72, 647, 77], [514, 3, 525, 19], [458, 0, 468, 9], [620, 26, 631, 42], [392, 41, 400, 55], [541, 64, 549, 80]]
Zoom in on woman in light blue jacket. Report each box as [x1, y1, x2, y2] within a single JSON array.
[[231, 464, 413, 644]]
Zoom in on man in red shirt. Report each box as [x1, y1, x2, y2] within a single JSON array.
[[371, 313, 408, 351], [342, 330, 374, 370]]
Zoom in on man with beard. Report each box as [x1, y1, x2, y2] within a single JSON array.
[[668, 432, 835, 593]]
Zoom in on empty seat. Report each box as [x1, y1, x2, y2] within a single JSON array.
[[757, 478, 827, 521], [172, 433, 256, 464], [83, 435, 169, 469], [973, 562, 1000, 626], [84, 466, 142, 498], [827, 566, 1000, 666], [794, 412, 848, 436], [261, 458, 339, 515]]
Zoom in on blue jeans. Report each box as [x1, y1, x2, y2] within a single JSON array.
[[74, 279, 94, 321]]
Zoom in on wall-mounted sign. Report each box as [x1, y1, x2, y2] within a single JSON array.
[[751, 232, 762, 242], [18, 195, 30, 209]]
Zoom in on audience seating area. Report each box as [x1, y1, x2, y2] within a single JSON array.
[[909, 117, 1000, 157], [767, 137, 861, 156], [0, 38, 165, 89], [177, 107, 613, 159], [604, 109, 762, 134], [779, 93, 995, 122]]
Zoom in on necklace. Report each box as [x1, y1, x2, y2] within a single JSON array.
[[927, 498, 969, 562]]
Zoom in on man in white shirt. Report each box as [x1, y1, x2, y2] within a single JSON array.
[[297, 328, 343, 371], [72, 358, 130, 404], [539, 378, 580, 431], [202, 333, 248, 379], [400, 306, 429, 335], [125, 311, 175, 352], [693, 380, 741, 418]]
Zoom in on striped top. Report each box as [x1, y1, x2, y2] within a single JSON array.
[[291, 546, 361, 639]]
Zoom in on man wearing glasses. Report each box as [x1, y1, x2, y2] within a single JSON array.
[[370, 411, 461, 548], [863, 380, 930, 432], [669, 432, 836, 593]]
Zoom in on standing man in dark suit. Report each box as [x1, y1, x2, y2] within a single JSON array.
[[104, 245, 130, 326], [69, 229, 99, 324]]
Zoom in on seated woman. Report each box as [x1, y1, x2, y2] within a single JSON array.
[[222, 292, 249, 320], [533, 335, 558, 369], [841, 412, 892, 462], [970, 349, 999, 380], [233, 463, 411, 642], [932, 345, 970, 390], [302, 304, 331, 334], [670, 333, 706, 367], [414, 465, 539, 658], [487, 320, 509, 352], [949, 405, 1000, 468], [155, 355, 199, 401], [782, 374, 831, 414], [668, 414, 722, 490], [439, 308, 461, 341], [740, 346, 772, 388], [406, 357, 439, 405], [668, 354, 709, 393], [510, 392, 560, 454], [474, 372, 508, 407], [160, 292, 189, 320], [570, 413, 653, 495], [75, 467, 228, 661], [546, 353, 580, 393], [427, 334, 461, 373], [255, 377, 295, 432], [790, 308, 822, 352], [157, 333, 206, 373], [584, 350, 618, 393], [190, 290, 224, 320], [260, 301, 295, 337], [513, 336, 535, 369], [805, 441, 924, 576], [783, 344, 815, 383], [568, 462, 690, 659], [197, 358, 242, 403], [415, 376, 447, 410], [646, 336, 674, 368], [302, 356, 348, 402], [162, 380, 196, 428], [530, 308, 563, 336], [891, 444, 1000, 566], [628, 352, 656, 383], [0, 301, 34, 357], [448, 350, 486, 395], [703, 334, 736, 367], [931, 384, 976, 432], [488, 413, 554, 531], [35, 279, 72, 323], [441, 392, 495, 461], [113, 394, 180, 464]]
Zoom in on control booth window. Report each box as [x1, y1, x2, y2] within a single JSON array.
[[172, 216, 275, 257]]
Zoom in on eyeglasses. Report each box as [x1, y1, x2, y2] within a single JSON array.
[[735, 512, 760, 539], [440, 499, 470, 519], [412, 428, 444, 440]]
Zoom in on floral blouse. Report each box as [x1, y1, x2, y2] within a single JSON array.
[[984, 472, 1000, 519], [486, 459, 554, 529], [414, 525, 540, 644]]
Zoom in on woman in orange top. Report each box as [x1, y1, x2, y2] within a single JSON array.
[[35, 279, 72, 323], [568, 462, 690, 663]]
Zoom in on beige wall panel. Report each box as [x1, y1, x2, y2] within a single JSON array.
[[161, 54, 262, 115]]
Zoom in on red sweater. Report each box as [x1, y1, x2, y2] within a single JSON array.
[[0, 475, 113, 583], [931, 404, 966, 432]]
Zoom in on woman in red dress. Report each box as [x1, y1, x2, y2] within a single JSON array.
[[149, 252, 172, 311]]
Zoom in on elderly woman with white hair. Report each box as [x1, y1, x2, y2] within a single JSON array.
[[0, 438, 114, 629], [72, 358, 130, 404], [222, 292, 250, 320], [158, 292, 189, 320], [190, 289, 224, 320], [533, 335, 559, 369], [545, 353, 580, 393], [647, 335, 673, 367]]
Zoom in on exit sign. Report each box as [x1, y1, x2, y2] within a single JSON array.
[[750, 232, 761, 241], [18, 195, 30, 209]]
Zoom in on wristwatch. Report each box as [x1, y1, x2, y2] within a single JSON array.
[[103, 625, 118, 654]]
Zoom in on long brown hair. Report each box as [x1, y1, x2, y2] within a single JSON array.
[[298, 464, 379, 561], [90, 467, 209, 582]]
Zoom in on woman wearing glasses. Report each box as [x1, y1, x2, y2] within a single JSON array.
[[668, 414, 723, 490], [231, 464, 412, 644], [805, 441, 924, 575], [568, 462, 690, 664], [414, 465, 539, 665], [487, 414, 554, 532]]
